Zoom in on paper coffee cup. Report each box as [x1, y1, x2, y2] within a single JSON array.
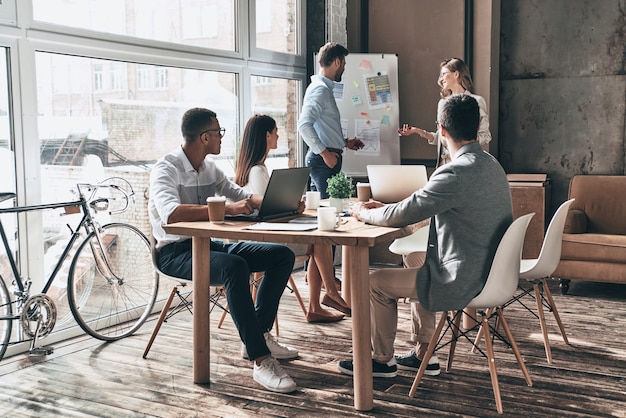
[[206, 196, 226, 223], [356, 182, 371, 202]]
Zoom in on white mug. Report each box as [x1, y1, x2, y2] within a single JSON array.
[[305, 191, 321, 210], [317, 207, 340, 231]]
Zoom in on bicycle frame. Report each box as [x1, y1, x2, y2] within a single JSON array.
[[0, 182, 133, 310], [1, 179, 157, 359], [0, 197, 92, 297]]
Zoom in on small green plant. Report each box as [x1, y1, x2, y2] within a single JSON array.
[[326, 172, 354, 199]]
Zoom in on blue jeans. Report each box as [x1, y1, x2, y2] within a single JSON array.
[[158, 239, 295, 361], [305, 150, 342, 199]]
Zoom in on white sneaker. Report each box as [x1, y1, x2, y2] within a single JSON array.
[[253, 356, 297, 393], [242, 332, 299, 360]]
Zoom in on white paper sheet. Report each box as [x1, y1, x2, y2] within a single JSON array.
[[244, 222, 318, 231]]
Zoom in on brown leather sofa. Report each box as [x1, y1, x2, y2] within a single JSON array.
[[553, 175, 626, 294]]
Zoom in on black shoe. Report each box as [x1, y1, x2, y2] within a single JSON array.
[[395, 349, 441, 376], [337, 358, 397, 378]]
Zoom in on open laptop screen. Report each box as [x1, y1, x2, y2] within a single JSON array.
[[367, 165, 428, 203]]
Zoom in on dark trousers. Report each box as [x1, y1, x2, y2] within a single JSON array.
[[305, 150, 342, 199], [158, 239, 295, 361]]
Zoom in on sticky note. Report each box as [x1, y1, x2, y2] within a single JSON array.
[[353, 80, 359, 88], [351, 95, 363, 105], [360, 111, 368, 116], [381, 115, 390, 126], [359, 59, 372, 71]]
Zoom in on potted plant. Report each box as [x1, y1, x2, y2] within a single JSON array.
[[326, 172, 354, 212]]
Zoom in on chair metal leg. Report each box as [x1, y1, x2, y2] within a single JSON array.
[[409, 312, 447, 397], [143, 286, 178, 359]]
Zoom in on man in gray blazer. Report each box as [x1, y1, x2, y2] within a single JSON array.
[[337, 95, 513, 378]]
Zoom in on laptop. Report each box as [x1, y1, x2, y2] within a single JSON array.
[[226, 166, 311, 221], [367, 165, 428, 203]]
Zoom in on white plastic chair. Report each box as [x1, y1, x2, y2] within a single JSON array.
[[388, 225, 429, 261], [409, 213, 535, 414], [504, 199, 575, 363]]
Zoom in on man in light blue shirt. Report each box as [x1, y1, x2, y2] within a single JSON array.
[[298, 42, 364, 198]]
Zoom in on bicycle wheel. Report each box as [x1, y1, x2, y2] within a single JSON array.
[[0, 276, 12, 361], [68, 223, 158, 341]]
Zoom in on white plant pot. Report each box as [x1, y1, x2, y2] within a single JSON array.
[[329, 197, 348, 213]]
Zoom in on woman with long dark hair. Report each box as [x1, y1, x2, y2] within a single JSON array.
[[235, 115, 350, 323]]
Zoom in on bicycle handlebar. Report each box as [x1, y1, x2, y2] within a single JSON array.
[[77, 177, 136, 215]]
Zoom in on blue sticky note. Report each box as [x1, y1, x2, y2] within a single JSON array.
[[351, 95, 363, 105], [381, 115, 390, 126]]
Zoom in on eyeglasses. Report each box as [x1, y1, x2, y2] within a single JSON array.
[[439, 71, 451, 78], [201, 128, 226, 138]]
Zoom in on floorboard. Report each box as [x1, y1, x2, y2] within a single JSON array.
[[1, 268, 626, 417]]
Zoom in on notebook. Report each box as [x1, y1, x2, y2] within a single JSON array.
[[366, 165, 428, 203], [226, 167, 311, 221]]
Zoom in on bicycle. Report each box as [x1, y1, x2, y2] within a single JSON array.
[[0, 177, 158, 361]]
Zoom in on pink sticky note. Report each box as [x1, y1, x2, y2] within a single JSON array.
[[360, 111, 368, 116], [359, 59, 371, 71]]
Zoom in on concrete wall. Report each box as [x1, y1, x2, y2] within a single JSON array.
[[499, 0, 626, 211]]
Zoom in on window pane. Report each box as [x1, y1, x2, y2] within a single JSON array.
[[256, 0, 298, 54], [32, 0, 236, 52], [250, 76, 300, 171], [0, 48, 13, 194], [36, 52, 238, 327], [0, 48, 17, 286]]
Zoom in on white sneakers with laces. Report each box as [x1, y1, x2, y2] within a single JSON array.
[[253, 356, 297, 393], [241, 332, 299, 360]]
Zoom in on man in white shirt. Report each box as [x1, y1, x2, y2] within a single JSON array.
[[298, 42, 364, 198], [149, 107, 298, 393]]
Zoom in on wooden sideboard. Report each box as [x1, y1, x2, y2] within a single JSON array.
[[508, 174, 550, 259]]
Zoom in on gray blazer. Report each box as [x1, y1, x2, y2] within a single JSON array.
[[359, 142, 513, 311]]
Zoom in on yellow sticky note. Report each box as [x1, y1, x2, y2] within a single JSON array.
[[353, 80, 359, 88]]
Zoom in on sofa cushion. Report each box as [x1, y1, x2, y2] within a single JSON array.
[[561, 233, 626, 264], [568, 176, 626, 234]]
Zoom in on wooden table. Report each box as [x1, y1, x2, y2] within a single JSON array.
[[163, 215, 409, 411]]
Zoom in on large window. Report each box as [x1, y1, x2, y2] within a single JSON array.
[[256, 0, 299, 54], [0, 49, 13, 195], [1, 0, 306, 354], [0, 48, 16, 284], [250, 75, 301, 172], [32, 0, 237, 52]]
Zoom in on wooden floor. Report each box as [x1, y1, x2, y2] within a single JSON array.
[[1, 266, 626, 417]]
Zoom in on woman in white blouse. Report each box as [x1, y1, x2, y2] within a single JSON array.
[[398, 57, 491, 166], [234, 115, 350, 323]]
